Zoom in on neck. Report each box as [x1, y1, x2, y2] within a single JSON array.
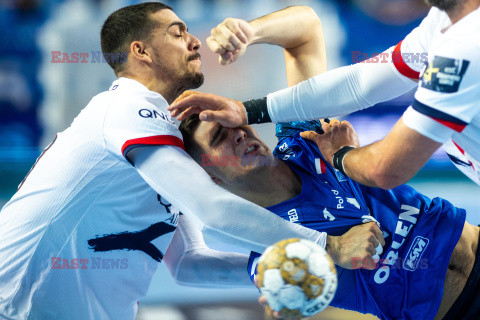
[[223, 161, 302, 208], [118, 71, 180, 104], [446, 0, 480, 24]]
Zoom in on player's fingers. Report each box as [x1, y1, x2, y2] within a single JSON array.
[[218, 22, 243, 50], [300, 131, 319, 142], [330, 118, 340, 125], [177, 107, 202, 121], [219, 52, 233, 65], [225, 19, 248, 44], [366, 243, 376, 257], [321, 120, 332, 133], [369, 223, 386, 247], [211, 26, 236, 52], [199, 109, 228, 122], [368, 233, 380, 248], [206, 36, 227, 54], [258, 296, 268, 306], [168, 93, 207, 111], [173, 90, 199, 104]]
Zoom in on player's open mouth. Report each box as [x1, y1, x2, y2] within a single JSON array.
[[243, 143, 260, 157]]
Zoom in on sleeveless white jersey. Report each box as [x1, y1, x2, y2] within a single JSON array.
[[0, 77, 183, 319], [395, 7, 480, 185]]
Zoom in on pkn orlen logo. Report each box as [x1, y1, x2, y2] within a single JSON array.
[[403, 236, 429, 271]]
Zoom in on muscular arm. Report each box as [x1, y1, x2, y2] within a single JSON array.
[[248, 5, 327, 85], [128, 145, 325, 253], [341, 118, 441, 189]]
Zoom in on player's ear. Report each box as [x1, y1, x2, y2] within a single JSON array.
[[130, 41, 152, 63]]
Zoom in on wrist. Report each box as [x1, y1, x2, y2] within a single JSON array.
[[243, 97, 271, 124], [333, 146, 355, 175]]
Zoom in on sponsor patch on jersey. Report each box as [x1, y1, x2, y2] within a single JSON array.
[[420, 56, 470, 93], [403, 236, 429, 271], [334, 169, 347, 182]]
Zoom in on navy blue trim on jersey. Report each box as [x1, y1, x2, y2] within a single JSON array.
[[412, 99, 468, 132]]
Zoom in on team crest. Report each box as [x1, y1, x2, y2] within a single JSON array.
[[420, 56, 470, 93]]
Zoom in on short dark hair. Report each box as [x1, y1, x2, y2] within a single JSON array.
[[101, 2, 172, 75], [179, 114, 203, 162]]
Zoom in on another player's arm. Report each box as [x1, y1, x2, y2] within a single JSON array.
[[164, 215, 252, 288], [301, 118, 441, 189], [169, 6, 439, 124], [303, 40, 479, 189], [128, 145, 325, 253]]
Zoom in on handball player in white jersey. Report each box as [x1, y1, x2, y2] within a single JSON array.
[[170, 0, 480, 189], [0, 3, 338, 319]]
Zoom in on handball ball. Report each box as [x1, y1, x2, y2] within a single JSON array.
[[256, 238, 337, 318]]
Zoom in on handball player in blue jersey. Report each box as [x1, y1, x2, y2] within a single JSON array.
[[176, 6, 480, 320]]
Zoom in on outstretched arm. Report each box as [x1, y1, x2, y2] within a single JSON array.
[[169, 6, 441, 125], [129, 145, 325, 253], [164, 215, 252, 288]]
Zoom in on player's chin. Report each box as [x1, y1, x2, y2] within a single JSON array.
[[184, 72, 204, 90]]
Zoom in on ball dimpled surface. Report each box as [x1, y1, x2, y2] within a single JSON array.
[[257, 238, 337, 317]]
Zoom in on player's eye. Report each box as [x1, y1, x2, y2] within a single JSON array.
[[214, 132, 227, 148]]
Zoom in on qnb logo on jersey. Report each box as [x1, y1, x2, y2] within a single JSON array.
[[404, 236, 429, 271], [138, 109, 175, 124]]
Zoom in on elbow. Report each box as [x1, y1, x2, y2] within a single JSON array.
[[369, 166, 407, 190]]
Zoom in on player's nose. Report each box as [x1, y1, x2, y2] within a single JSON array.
[[188, 34, 201, 51], [234, 129, 247, 144]]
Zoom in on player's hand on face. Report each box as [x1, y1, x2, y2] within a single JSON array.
[[300, 119, 359, 167], [207, 18, 254, 65], [327, 222, 385, 270], [168, 92, 247, 127]]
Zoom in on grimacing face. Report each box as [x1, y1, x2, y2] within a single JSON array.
[[148, 10, 204, 89], [192, 121, 277, 184]]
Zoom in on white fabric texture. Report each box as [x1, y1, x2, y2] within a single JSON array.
[[267, 50, 417, 123], [163, 215, 252, 288]]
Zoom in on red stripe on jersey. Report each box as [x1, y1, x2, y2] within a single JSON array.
[[452, 141, 465, 154], [315, 158, 326, 174], [121, 135, 185, 157], [393, 41, 421, 80], [452, 140, 475, 170], [430, 117, 467, 133]]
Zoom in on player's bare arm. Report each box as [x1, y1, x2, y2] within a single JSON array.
[[169, 5, 328, 124], [302, 117, 441, 189]]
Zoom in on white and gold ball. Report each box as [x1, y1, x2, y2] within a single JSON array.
[[256, 238, 337, 318]]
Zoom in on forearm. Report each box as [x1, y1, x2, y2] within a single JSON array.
[[249, 6, 321, 50], [266, 57, 417, 123], [164, 216, 252, 288], [341, 118, 441, 189], [130, 145, 325, 253]]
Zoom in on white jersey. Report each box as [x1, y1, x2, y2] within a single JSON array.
[[396, 7, 480, 185], [0, 78, 182, 319]]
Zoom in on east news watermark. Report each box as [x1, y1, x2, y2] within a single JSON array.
[[51, 257, 128, 270], [50, 51, 127, 64]]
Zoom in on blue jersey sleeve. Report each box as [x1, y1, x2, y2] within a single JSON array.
[[275, 120, 324, 141]]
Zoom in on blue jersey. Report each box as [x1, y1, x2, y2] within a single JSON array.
[[248, 121, 465, 320]]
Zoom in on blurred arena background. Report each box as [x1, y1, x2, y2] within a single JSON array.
[[1, 0, 478, 319]]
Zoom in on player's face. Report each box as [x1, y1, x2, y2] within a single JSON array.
[[148, 10, 204, 90], [192, 121, 276, 184]]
